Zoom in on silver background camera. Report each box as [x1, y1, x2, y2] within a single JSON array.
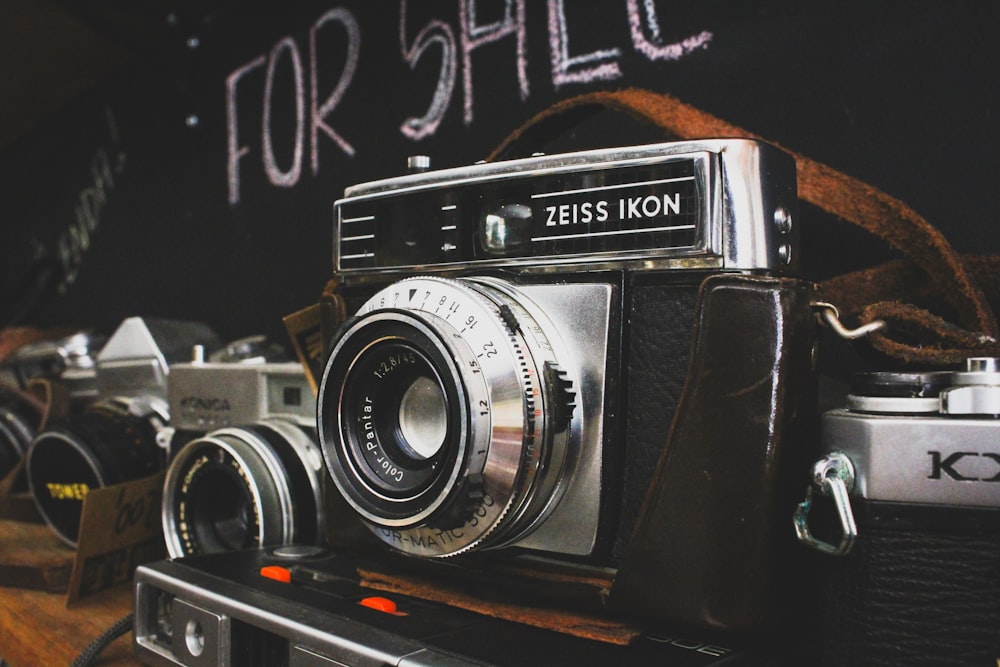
[[24, 317, 218, 546], [795, 358, 1000, 665], [162, 359, 324, 558], [821, 357, 1000, 511]]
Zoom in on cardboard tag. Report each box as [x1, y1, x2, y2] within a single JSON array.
[[284, 302, 325, 394], [0, 459, 40, 522], [66, 471, 166, 605]]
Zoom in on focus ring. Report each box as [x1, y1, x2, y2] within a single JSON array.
[[319, 276, 574, 558]]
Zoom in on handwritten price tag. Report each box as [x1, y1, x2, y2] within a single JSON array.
[[66, 472, 166, 605]]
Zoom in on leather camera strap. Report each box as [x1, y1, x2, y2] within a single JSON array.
[[487, 87, 1000, 365]]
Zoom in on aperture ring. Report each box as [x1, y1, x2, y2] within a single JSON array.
[[319, 277, 563, 557]]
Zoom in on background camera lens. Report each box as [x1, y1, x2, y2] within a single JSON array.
[[187, 462, 255, 553], [25, 397, 167, 546], [0, 385, 42, 479], [162, 420, 323, 558]]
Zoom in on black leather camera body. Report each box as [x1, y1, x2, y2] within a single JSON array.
[[315, 138, 818, 632], [796, 358, 1000, 666], [133, 139, 821, 667]]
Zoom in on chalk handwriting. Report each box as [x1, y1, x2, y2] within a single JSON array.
[[549, 0, 622, 87], [627, 0, 713, 61], [263, 37, 305, 187], [310, 8, 360, 173], [227, 8, 360, 205], [57, 107, 126, 292], [459, 0, 529, 124], [227, 54, 266, 204], [224, 2, 712, 205], [400, 2, 457, 140]]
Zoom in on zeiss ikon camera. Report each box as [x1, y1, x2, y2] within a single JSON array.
[[161, 352, 325, 558], [24, 317, 218, 545], [795, 358, 1000, 666], [134, 139, 819, 665]]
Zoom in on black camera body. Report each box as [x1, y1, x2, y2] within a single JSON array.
[[23, 317, 219, 546], [1, 330, 104, 479], [796, 358, 1000, 666], [315, 138, 818, 631], [134, 139, 820, 667]]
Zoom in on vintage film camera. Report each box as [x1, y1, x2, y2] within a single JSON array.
[[134, 139, 818, 665], [795, 357, 1000, 666], [0, 330, 104, 478], [24, 317, 218, 545], [0, 382, 43, 480], [161, 346, 325, 558]]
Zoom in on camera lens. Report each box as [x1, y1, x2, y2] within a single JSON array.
[[162, 419, 323, 558], [337, 338, 460, 505], [25, 397, 167, 546], [397, 376, 448, 459], [318, 276, 578, 558], [0, 385, 43, 478]]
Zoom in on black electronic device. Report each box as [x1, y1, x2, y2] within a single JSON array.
[[134, 547, 759, 667]]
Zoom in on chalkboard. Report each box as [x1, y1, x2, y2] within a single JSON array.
[[2, 0, 997, 347]]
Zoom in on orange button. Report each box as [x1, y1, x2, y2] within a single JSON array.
[[359, 596, 398, 613], [260, 565, 292, 583]]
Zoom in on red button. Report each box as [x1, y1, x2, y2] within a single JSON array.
[[359, 596, 398, 614], [260, 565, 292, 583]]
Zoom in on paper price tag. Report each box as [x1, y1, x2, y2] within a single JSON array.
[[66, 472, 166, 605]]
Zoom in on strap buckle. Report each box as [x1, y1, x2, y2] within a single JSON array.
[[793, 452, 858, 556], [813, 301, 886, 341]]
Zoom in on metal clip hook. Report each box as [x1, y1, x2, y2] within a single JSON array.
[[793, 452, 858, 556], [812, 301, 886, 340]]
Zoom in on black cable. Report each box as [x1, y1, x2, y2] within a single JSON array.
[[70, 613, 134, 667]]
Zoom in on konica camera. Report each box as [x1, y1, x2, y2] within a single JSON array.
[[161, 349, 325, 558], [134, 139, 820, 666], [24, 317, 218, 545], [794, 357, 1000, 666]]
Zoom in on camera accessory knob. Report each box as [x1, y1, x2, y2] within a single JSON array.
[[407, 155, 431, 173], [846, 369, 950, 414], [427, 473, 484, 531], [542, 362, 576, 433], [940, 356, 1000, 416]]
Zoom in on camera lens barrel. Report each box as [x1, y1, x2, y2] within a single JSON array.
[[0, 385, 43, 478], [318, 276, 578, 558], [25, 397, 167, 546], [161, 419, 324, 558]]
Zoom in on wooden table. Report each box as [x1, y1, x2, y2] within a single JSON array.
[[0, 517, 141, 666], [0, 583, 138, 666]]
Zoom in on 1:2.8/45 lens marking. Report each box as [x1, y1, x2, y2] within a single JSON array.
[[371, 349, 417, 379]]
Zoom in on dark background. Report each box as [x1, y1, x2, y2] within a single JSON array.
[[2, 0, 997, 347]]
